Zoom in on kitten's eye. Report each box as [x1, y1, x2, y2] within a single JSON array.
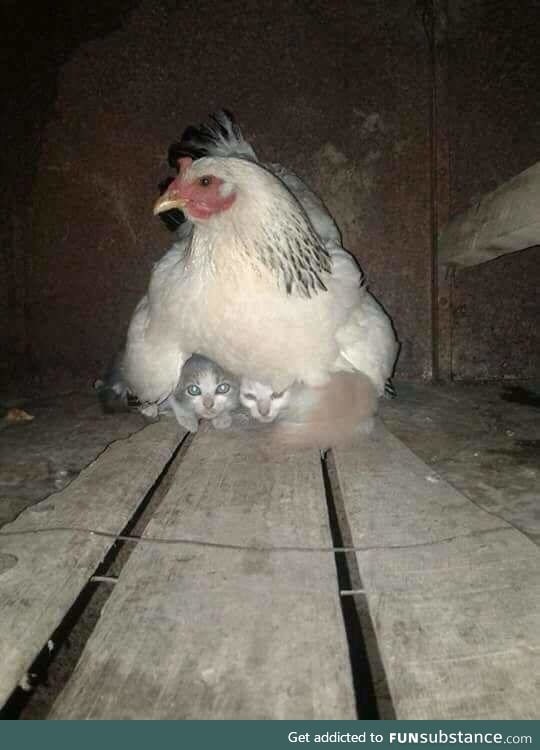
[[216, 383, 230, 394], [242, 393, 255, 401], [271, 391, 284, 399], [199, 176, 213, 187], [186, 385, 201, 396]]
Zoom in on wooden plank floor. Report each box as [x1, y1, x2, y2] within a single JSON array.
[[332, 422, 540, 719], [3, 416, 537, 719], [51, 429, 356, 719], [0, 420, 182, 708]]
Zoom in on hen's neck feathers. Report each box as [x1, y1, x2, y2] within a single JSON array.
[[187, 159, 332, 298]]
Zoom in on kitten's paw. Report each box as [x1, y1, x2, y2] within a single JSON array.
[[164, 395, 199, 432], [168, 412, 199, 432], [212, 414, 232, 430], [140, 403, 159, 420], [182, 416, 199, 432]]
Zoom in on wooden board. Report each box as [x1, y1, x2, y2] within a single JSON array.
[[0, 420, 181, 708], [332, 421, 540, 719], [51, 429, 356, 719]]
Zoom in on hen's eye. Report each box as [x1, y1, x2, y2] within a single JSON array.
[[216, 383, 230, 394], [187, 385, 201, 396], [242, 393, 255, 401], [199, 176, 212, 187]]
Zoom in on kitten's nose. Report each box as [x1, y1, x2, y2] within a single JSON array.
[[258, 401, 271, 417], [203, 395, 214, 409]]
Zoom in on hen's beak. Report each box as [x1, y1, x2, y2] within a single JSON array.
[[153, 191, 186, 216]]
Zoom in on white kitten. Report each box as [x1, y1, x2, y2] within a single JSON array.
[[241, 372, 377, 451], [162, 355, 239, 431], [240, 378, 291, 423]]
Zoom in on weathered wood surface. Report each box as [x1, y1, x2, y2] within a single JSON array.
[[0, 420, 181, 708], [438, 160, 540, 267], [52, 429, 356, 719], [333, 422, 540, 719]]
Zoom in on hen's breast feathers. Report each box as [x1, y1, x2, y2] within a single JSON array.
[[141, 224, 393, 396], [143, 238, 342, 391]]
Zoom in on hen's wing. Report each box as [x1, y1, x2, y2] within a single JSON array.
[[267, 163, 342, 250], [122, 294, 189, 405], [123, 234, 192, 406], [333, 290, 399, 396], [267, 163, 397, 394]]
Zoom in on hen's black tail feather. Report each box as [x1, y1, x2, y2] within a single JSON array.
[[168, 109, 257, 167]]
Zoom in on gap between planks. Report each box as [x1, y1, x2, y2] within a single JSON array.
[[50, 429, 359, 719], [331, 421, 540, 720], [0, 420, 185, 711]]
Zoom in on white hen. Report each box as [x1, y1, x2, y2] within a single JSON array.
[[123, 112, 398, 419]]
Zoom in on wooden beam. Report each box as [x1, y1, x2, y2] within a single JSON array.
[[332, 423, 540, 719], [439, 161, 540, 267]]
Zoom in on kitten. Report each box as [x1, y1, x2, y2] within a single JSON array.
[[241, 373, 377, 451], [239, 378, 291, 423], [271, 372, 377, 451], [162, 355, 239, 432]]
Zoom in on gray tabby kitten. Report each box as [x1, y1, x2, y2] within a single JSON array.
[[162, 354, 239, 432]]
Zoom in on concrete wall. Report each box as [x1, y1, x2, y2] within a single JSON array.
[[3, 0, 433, 385], [2, 0, 539, 387], [447, 1, 540, 380], [0, 0, 140, 384]]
